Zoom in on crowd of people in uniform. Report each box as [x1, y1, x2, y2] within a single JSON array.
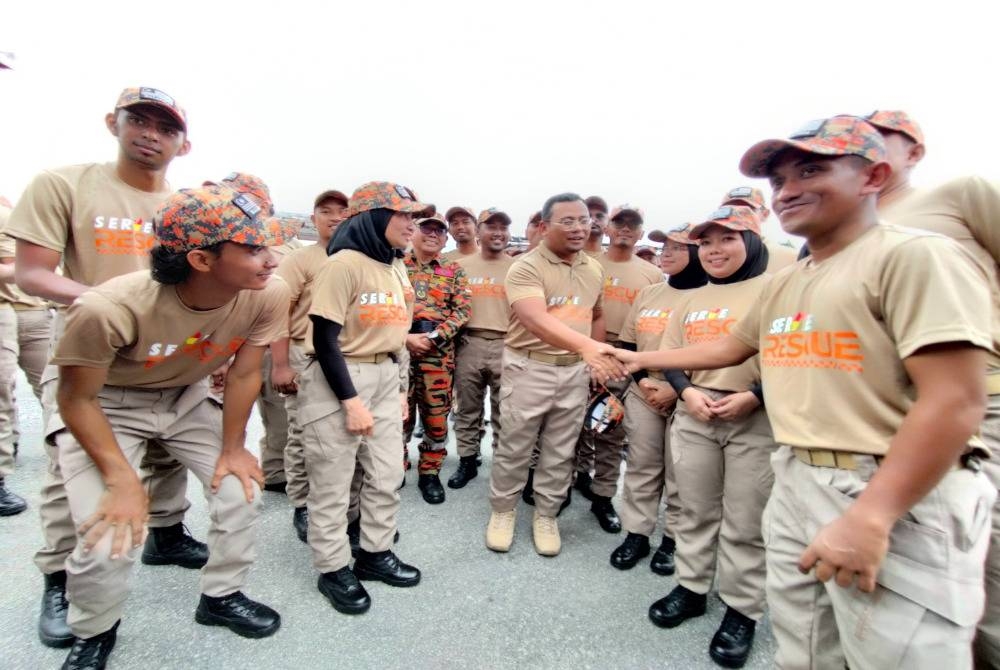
[[0, 85, 998, 670]]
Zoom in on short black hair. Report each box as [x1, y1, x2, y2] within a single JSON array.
[[150, 242, 223, 285], [541, 193, 585, 221]]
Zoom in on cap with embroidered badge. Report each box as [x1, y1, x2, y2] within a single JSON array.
[[689, 206, 761, 239], [864, 110, 925, 145], [344, 181, 430, 218], [478, 208, 512, 226], [609, 204, 644, 225], [739, 115, 887, 178], [721, 187, 770, 220], [649, 223, 696, 245], [154, 185, 284, 253], [415, 212, 448, 230], [114, 86, 187, 132]]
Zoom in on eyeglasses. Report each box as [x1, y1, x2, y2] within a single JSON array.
[[662, 243, 688, 254], [418, 225, 447, 237], [550, 216, 593, 229], [609, 218, 641, 229]]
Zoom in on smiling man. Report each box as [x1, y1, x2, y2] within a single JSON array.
[[52, 185, 289, 669], [442, 206, 480, 262], [618, 116, 996, 668], [6, 86, 206, 650], [449, 208, 515, 489]]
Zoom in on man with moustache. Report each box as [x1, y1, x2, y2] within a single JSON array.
[[442, 206, 480, 262]]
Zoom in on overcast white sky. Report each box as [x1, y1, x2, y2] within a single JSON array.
[[2, 1, 997, 245]]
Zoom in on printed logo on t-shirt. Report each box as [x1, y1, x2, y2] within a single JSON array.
[[603, 276, 640, 304], [145, 331, 246, 368], [762, 312, 863, 373], [93, 215, 155, 256], [468, 276, 506, 299], [548, 295, 593, 324], [358, 291, 410, 327], [636, 308, 673, 334], [683, 308, 733, 343]]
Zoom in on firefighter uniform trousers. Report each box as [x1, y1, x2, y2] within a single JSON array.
[[403, 343, 455, 475]]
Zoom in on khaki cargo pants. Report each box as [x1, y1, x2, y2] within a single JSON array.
[[257, 348, 289, 486], [58, 382, 262, 637], [975, 391, 1000, 668], [453, 333, 504, 458], [0, 306, 51, 475], [766, 445, 994, 669]]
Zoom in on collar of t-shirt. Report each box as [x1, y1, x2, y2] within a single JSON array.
[[539, 243, 587, 268], [408, 251, 445, 270]]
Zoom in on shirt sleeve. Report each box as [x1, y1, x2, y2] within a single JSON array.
[[880, 235, 993, 359], [276, 251, 307, 306], [5, 170, 74, 252], [245, 277, 291, 346], [51, 290, 134, 368], [505, 259, 545, 305], [958, 176, 1000, 264], [309, 256, 358, 325], [435, 265, 471, 342], [731, 294, 764, 352]]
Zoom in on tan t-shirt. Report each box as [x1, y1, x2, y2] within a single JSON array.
[[504, 244, 605, 356], [731, 224, 992, 455], [879, 177, 1000, 377], [664, 274, 769, 392], [277, 243, 326, 344], [6, 163, 171, 288], [0, 207, 47, 309], [619, 282, 688, 354], [52, 271, 289, 388], [441, 248, 478, 263], [307, 249, 414, 358], [764, 238, 800, 273], [271, 237, 304, 258], [457, 253, 515, 333], [597, 254, 664, 340]]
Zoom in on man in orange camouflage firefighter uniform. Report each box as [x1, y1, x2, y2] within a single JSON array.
[[403, 213, 470, 504]]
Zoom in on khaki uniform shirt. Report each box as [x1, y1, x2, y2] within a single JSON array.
[[879, 177, 1000, 381], [456, 253, 515, 333], [664, 274, 769, 393], [731, 224, 991, 455], [6, 163, 170, 288], [764, 238, 800, 273], [0, 206, 47, 309], [53, 272, 289, 388], [504, 244, 605, 356], [308, 250, 414, 358], [277, 243, 326, 345], [597, 253, 664, 341]]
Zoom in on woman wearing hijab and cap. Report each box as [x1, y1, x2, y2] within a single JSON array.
[[296, 181, 424, 616], [610, 224, 707, 577], [646, 205, 775, 669]]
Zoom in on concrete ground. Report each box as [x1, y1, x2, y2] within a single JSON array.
[[0, 371, 775, 669]]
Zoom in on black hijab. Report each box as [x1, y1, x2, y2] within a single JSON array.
[[327, 208, 401, 263], [667, 244, 709, 290], [707, 230, 769, 285]]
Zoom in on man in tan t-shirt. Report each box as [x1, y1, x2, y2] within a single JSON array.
[[486, 192, 628, 557], [525, 210, 543, 252], [867, 109, 1000, 668], [449, 208, 515, 489], [583, 195, 608, 258], [275, 188, 349, 542], [52, 185, 289, 669], [0, 200, 52, 516], [6, 86, 203, 649], [620, 116, 996, 669], [441, 206, 479, 262], [720, 186, 800, 272], [575, 204, 663, 533]]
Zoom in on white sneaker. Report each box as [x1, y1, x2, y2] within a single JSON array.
[[486, 510, 517, 552], [532, 511, 561, 556]]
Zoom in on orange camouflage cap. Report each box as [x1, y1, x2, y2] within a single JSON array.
[[478, 208, 512, 226], [278, 216, 303, 239], [689, 206, 761, 239], [415, 212, 448, 230], [864, 110, 925, 145], [154, 185, 285, 253], [219, 173, 274, 217], [115, 87, 187, 132], [445, 206, 476, 223], [721, 187, 770, 220], [739, 115, 887, 178], [346, 181, 429, 218], [610, 204, 644, 225], [648, 223, 695, 245]]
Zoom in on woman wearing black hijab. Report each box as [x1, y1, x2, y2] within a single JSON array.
[[611, 224, 708, 577], [297, 182, 425, 616], [646, 206, 774, 669]]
